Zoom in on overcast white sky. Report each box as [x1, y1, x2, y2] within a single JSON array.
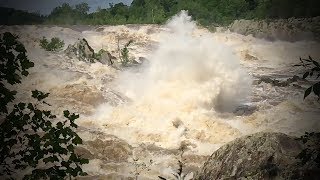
[[0, 0, 133, 14]]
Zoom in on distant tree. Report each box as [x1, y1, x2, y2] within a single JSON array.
[[50, 3, 73, 17], [75, 2, 90, 15], [6, 0, 320, 26]]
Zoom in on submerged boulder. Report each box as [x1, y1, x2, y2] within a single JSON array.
[[195, 132, 319, 180], [256, 75, 301, 87]]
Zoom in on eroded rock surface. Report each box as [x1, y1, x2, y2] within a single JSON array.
[[65, 38, 96, 63], [195, 132, 319, 180], [230, 17, 320, 41]]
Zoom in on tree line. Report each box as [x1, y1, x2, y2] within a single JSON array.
[[1, 0, 320, 26]]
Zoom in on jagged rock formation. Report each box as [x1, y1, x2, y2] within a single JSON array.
[[65, 38, 113, 65], [195, 132, 320, 180], [65, 38, 95, 63], [99, 51, 114, 66], [229, 17, 320, 41]]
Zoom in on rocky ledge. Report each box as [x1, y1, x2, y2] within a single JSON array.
[[195, 132, 320, 180], [229, 17, 320, 41]]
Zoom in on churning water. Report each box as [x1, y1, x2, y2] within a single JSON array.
[[1, 11, 320, 179]]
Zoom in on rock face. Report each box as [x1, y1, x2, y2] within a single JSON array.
[[229, 17, 320, 41], [65, 38, 96, 63], [99, 51, 114, 66], [195, 132, 319, 180], [65, 38, 113, 65], [75, 134, 133, 163]]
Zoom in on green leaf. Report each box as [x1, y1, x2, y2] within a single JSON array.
[[27, 103, 34, 110], [303, 72, 309, 79], [56, 122, 63, 129], [72, 135, 82, 145], [21, 70, 29, 76], [80, 158, 89, 164], [63, 110, 70, 118], [313, 82, 320, 96], [18, 103, 26, 110], [67, 144, 74, 151], [312, 60, 320, 67], [304, 86, 312, 99]]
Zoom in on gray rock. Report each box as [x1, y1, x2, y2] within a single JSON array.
[[229, 17, 320, 41], [233, 105, 257, 116], [257, 75, 301, 87], [98, 51, 114, 65], [195, 132, 319, 180], [65, 38, 96, 63], [84, 137, 133, 163]]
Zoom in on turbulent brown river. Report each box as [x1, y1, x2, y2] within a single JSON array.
[[2, 12, 320, 179]]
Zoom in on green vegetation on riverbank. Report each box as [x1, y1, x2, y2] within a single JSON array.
[[1, 0, 320, 26]]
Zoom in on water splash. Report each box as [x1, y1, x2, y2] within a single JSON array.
[[90, 11, 252, 153], [117, 11, 251, 112]]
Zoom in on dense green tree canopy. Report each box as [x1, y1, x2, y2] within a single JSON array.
[[1, 0, 320, 26]]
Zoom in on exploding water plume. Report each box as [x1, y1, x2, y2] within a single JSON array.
[[117, 11, 251, 112], [97, 11, 253, 152]]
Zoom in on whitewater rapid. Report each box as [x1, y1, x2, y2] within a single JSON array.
[[1, 12, 320, 179]]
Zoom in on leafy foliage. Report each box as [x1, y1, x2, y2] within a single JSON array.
[[294, 57, 320, 173], [0, 32, 88, 179], [39, 37, 65, 52], [0, 32, 34, 113], [93, 49, 107, 60], [120, 40, 134, 66], [294, 56, 320, 100], [296, 132, 320, 168]]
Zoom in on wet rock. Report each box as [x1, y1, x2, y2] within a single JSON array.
[[229, 17, 320, 41], [172, 118, 184, 128], [85, 137, 133, 163], [244, 52, 258, 61], [257, 75, 301, 87], [99, 51, 114, 65], [233, 104, 257, 116], [195, 132, 320, 180], [74, 146, 94, 159], [65, 38, 96, 63], [65, 38, 116, 66]]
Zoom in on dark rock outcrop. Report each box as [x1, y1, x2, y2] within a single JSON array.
[[256, 75, 301, 87], [65, 38, 96, 63], [65, 38, 113, 65], [195, 132, 320, 180]]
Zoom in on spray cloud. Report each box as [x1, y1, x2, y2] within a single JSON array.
[[117, 10, 251, 112]]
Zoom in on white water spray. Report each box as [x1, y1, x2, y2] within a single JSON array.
[[117, 11, 251, 112], [93, 11, 252, 152]]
